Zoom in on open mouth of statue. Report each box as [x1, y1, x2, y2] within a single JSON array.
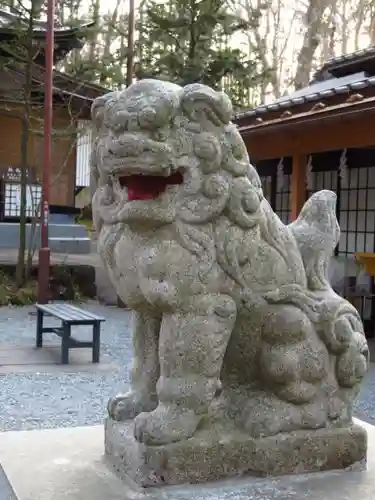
[[118, 171, 184, 201]]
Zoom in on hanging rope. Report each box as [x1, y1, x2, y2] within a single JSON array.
[[306, 155, 313, 191], [277, 157, 284, 190], [339, 148, 348, 187]]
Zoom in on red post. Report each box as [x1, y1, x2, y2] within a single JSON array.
[[37, 0, 55, 303]]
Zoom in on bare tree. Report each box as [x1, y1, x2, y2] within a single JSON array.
[[294, 0, 334, 89], [239, 0, 298, 100]]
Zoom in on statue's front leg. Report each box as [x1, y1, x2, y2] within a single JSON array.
[[134, 294, 237, 445], [108, 310, 161, 421]]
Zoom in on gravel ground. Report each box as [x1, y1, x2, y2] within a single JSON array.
[[0, 302, 133, 431], [0, 302, 374, 431]]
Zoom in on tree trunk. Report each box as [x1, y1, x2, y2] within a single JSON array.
[[369, 6, 375, 44], [100, 0, 121, 85], [88, 0, 100, 63], [294, 0, 332, 89], [353, 0, 366, 50], [16, 6, 34, 287], [126, 0, 135, 87], [340, 1, 348, 55]]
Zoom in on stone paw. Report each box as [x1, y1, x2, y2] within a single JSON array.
[[133, 403, 201, 445], [107, 391, 158, 421]]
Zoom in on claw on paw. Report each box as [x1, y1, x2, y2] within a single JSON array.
[[134, 404, 201, 445], [107, 391, 157, 421]]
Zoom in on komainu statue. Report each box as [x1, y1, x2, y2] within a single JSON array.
[[91, 79, 369, 486]]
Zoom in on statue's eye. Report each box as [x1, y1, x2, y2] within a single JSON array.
[[194, 133, 220, 160], [154, 129, 167, 142], [138, 107, 157, 129], [112, 111, 129, 133]]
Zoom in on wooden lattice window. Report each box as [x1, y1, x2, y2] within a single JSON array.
[[0, 166, 41, 219], [274, 173, 291, 224]]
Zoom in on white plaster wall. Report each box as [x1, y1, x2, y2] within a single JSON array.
[[76, 120, 92, 188]]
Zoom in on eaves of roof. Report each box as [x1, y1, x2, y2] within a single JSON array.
[[0, 22, 95, 40], [5, 56, 109, 103], [238, 93, 375, 135], [0, 9, 95, 38], [48, 68, 110, 101]]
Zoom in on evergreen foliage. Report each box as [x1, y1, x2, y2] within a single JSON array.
[[136, 0, 270, 108]]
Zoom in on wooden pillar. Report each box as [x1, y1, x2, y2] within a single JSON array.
[[290, 154, 307, 221]]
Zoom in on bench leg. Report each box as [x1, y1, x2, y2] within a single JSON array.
[[61, 322, 71, 365], [36, 309, 44, 348], [92, 322, 100, 363]]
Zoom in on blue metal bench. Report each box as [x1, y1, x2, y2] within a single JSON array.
[[35, 303, 105, 364]]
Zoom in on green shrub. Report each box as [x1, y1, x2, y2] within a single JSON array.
[[0, 271, 37, 306]]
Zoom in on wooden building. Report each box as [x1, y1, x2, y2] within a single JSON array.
[[234, 47, 375, 331], [0, 9, 107, 222]]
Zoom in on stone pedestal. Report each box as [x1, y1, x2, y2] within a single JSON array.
[[105, 417, 367, 487]]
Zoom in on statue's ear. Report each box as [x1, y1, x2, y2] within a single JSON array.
[[180, 84, 232, 126], [90, 93, 118, 200], [91, 91, 119, 131]]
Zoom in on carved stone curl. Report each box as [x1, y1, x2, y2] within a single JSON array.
[[91, 79, 368, 486]]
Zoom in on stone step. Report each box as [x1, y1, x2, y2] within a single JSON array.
[[49, 224, 88, 238], [48, 237, 91, 255], [0, 223, 90, 254], [0, 223, 89, 249]]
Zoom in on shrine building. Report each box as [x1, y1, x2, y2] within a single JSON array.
[[234, 47, 375, 334]]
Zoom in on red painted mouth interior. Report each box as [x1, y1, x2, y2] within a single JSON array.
[[119, 171, 183, 201]]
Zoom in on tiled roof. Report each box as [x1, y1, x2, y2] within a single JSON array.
[[234, 71, 375, 120], [0, 8, 93, 33], [313, 46, 375, 80], [11, 64, 108, 102], [238, 93, 375, 134]]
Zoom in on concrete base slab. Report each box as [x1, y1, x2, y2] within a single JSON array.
[[0, 426, 144, 500], [0, 345, 117, 374], [0, 419, 375, 500], [0, 464, 17, 500]]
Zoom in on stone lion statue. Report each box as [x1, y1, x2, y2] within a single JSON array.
[[91, 79, 368, 451]]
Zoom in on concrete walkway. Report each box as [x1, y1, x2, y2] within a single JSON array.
[[0, 419, 374, 500]]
